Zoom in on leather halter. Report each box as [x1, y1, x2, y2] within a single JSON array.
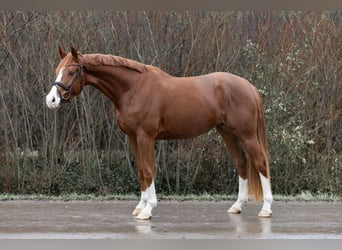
[[51, 62, 83, 102]]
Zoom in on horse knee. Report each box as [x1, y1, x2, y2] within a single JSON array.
[[143, 169, 154, 186]]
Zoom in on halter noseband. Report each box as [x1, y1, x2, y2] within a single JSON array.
[[52, 62, 83, 102]]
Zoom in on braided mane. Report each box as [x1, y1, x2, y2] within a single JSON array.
[[83, 53, 159, 73]]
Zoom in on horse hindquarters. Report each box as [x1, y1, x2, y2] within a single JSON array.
[[219, 80, 272, 217]]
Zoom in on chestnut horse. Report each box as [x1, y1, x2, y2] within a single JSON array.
[[46, 47, 273, 220]]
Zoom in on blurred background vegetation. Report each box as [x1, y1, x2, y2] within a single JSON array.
[[0, 11, 341, 197]]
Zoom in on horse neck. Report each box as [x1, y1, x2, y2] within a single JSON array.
[[83, 65, 138, 109]]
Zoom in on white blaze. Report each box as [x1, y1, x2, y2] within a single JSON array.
[[55, 67, 64, 82], [46, 68, 64, 109]]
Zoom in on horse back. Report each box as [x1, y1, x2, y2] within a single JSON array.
[[148, 71, 260, 139]]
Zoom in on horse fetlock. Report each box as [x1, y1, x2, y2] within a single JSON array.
[[136, 202, 156, 220], [261, 197, 272, 212], [264, 195, 273, 205]]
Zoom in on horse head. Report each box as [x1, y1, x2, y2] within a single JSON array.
[[46, 47, 84, 109]]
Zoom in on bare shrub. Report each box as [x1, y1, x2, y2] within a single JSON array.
[[0, 11, 340, 196]]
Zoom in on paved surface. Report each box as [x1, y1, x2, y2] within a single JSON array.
[[0, 200, 341, 239]]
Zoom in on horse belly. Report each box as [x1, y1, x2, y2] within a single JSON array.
[[156, 108, 217, 140]]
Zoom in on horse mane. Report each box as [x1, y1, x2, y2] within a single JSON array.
[[82, 53, 159, 73]]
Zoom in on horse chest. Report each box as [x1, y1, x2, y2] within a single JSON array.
[[115, 108, 154, 137], [115, 109, 137, 136]]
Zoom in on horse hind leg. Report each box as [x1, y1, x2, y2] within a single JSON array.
[[242, 135, 273, 217], [217, 128, 249, 214], [228, 176, 249, 214], [258, 172, 273, 217]]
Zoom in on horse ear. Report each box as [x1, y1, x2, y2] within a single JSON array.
[[71, 47, 78, 60], [58, 47, 67, 59]]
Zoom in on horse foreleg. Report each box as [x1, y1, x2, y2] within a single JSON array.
[[133, 132, 157, 220], [128, 136, 150, 217]]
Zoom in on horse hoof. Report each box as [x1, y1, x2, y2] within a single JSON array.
[[132, 208, 142, 216], [227, 206, 241, 214], [258, 210, 272, 218], [136, 211, 152, 220]]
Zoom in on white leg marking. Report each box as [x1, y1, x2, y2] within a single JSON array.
[[259, 173, 273, 217], [135, 180, 157, 220], [228, 176, 248, 213], [132, 190, 148, 216]]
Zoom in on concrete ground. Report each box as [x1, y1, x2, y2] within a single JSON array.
[[0, 200, 341, 239]]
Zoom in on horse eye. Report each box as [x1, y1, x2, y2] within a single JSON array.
[[68, 71, 75, 76]]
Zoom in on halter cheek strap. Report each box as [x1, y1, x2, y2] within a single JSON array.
[[51, 62, 83, 102]]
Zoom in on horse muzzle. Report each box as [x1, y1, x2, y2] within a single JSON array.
[[46, 85, 62, 109]]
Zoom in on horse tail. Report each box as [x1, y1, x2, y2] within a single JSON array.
[[256, 99, 270, 179], [248, 94, 270, 202]]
